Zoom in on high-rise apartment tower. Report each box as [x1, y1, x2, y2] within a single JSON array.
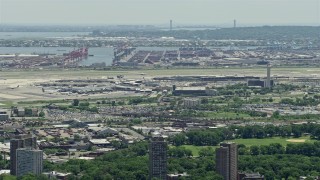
[[149, 136, 167, 180], [216, 142, 238, 180], [16, 148, 43, 177], [10, 134, 37, 175]]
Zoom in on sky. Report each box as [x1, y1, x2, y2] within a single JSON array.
[[0, 0, 319, 26]]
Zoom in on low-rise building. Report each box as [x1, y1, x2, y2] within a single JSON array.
[[238, 172, 265, 180], [183, 98, 201, 108], [0, 170, 10, 175], [0, 110, 9, 121], [43, 171, 71, 180], [0, 114, 9, 121], [167, 173, 189, 180], [173, 86, 217, 96], [299, 176, 320, 180], [247, 79, 274, 88], [17, 108, 25, 117], [89, 139, 111, 147], [88, 127, 119, 137]]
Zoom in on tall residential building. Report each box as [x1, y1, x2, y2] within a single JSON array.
[[149, 136, 167, 180], [216, 142, 238, 180], [170, 20, 173, 31], [10, 134, 37, 175], [16, 148, 43, 177]]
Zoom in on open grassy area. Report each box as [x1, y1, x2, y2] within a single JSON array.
[[180, 145, 217, 157], [0, 101, 14, 108], [229, 136, 315, 147], [175, 136, 316, 157]]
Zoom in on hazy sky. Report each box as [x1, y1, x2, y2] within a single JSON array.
[[0, 0, 319, 26]]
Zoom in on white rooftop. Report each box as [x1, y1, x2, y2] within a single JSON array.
[[89, 139, 110, 145]]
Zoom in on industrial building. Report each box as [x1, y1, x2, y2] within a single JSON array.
[[247, 66, 274, 88], [216, 142, 238, 180], [16, 148, 43, 177], [10, 134, 37, 175], [173, 85, 217, 96], [149, 135, 167, 180], [247, 79, 274, 88]]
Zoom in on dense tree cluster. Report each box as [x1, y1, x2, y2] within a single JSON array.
[[44, 142, 149, 179], [2, 140, 320, 179], [239, 155, 320, 180], [168, 147, 192, 158], [280, 96, 320, 106], [286, 142, 320, 156], [239, 142, 320, 157], [168, 157, 223, 180], [128, 97, 157, 105], [215, 83, 300, 97], [174, 83, 311, 120], [41, 142, 223, 180], [184, 130, 226, 146]]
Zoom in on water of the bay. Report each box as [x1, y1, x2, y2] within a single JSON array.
[[0, 32, 256, 66], [0, 47, 115, 66]]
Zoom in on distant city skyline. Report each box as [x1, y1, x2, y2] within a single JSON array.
[[0, 0, 319, 26]]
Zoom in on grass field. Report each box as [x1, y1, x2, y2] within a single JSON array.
[[229, 136, 315, 146], [180, 145, 217, 157], [0, 101, 14, 108], [175, 136, 316, 157]]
